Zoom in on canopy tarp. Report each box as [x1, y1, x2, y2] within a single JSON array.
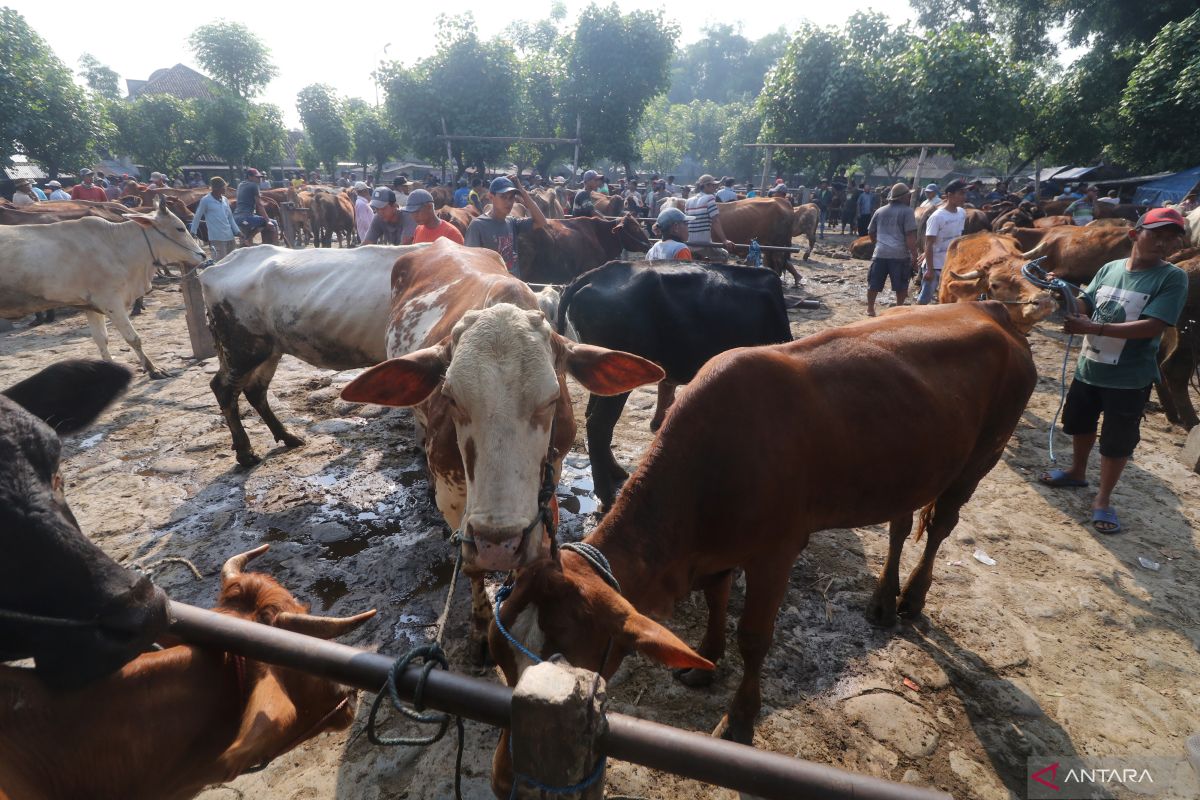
[[1133, 166, 1200, 206]]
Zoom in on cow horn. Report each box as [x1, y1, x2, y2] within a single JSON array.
[[274, 609, 377, 639], [949, 269, 982, 280], [221, 544, 270, 582]]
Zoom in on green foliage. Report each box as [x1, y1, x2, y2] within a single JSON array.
[[383, 14, 519, 175], [1116, 10, 1200, 172], [189, 20, 278, 99], [560, 3, 679, 168], [719, 101, 764, 180], [246, 103, 286, 171], [669, 23, 788, 104], [78, 53, 120, 100], [0, 9, 107, 174], [111, 94, 200, 176], [297, 84, 350, 175], [347, 105, 404, 179], [637, 96, 692, 175], [192, 93, 286, 171]]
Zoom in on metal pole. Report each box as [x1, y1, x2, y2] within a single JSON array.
[[760, 146, 774, 194], [1034, 155, 1041, 201], [572, 114, 581, 188], [168, 602, 950, 800]]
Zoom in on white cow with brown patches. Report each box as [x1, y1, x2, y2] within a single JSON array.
[[199, 244, 429, 466], [341, 239, 664, 656]]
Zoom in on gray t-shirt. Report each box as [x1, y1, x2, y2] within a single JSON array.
[[234, 180, 260, 216], [363, 213, 404, 245], [867, 202, 918, 260], [464, 215, 534, 275]]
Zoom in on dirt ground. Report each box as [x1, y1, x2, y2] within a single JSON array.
[[3, 232, 1198, 800]]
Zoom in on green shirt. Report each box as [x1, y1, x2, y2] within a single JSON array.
[[1075, 258, 1189, 389]]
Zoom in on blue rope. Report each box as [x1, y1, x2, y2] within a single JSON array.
[[493, 584, 543, 665], [1049, 333, 1075, 463], [509, 748, 607, 799]]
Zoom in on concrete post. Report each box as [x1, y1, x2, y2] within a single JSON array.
[[180, 263, 216, 360], [279, 201, 298, 249], [510, 661, 607, 799]]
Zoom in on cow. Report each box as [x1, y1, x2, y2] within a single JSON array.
[[528, 187, 565, 219], [1032, 215, 1072, 228], [991, 201, 1043, 232], [1019, 224, 1133, 284], [310, 190, 353, 248], [1, 360, 170, 689], [0, 545, 375, 800], [0, 200, 132, 225], [338, 239, 663, 656], [1086, 218, 1132, 228], [199, 244, 429, 467], [555, 261, 792, 510], [715, 197, 800, 285], [487, 302, 1037, 795], [0, 199, 205, 378], [1093, 201, 1141, 223], [438, 205, 480, 236], [1038, 199, 1071, 216], [516, 213, 651, 285], [937, 232, 1057, 332], [1155, 253, 1200, 430], [792, 202, 818, 260], [850, 234, 875, 259], [1185, 206, 1200, 247]]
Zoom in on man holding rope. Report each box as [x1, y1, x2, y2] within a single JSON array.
[[1040, 207, 1189, 534]]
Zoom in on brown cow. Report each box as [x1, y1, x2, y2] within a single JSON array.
[[1039, 199, 1071, 216], [791, 202, 818, 260], [1032, 215, 1072, 228], [0, 545, 375, 800], [528, 187, 565, 219], [938, 232, 1056, 332], [311, 191, 353, 247], [0, 200, 132, 225], [1020, 225, 1133, 283], [716, 197, 800, 285], [516, 213, 651, 285], [1155, 252, 1200, 430], [487, 302, 1037, 796], [438, 205, 480, 236], [1086, 218, 1131, 228], [850, 234, 874, 259]]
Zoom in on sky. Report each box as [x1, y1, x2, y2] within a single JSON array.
[[11, 0, 917, 127]]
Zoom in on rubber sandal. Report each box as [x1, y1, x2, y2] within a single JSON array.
[[1040, 468, 1088, 488], [1091, 507, 1122, 534]]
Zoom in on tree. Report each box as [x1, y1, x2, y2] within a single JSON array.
[[637, 96, 692, 175], [0, 9, 106, 173], [246, 103, 286, 171], [1115, 10, 1200, 172], [111, 94, 200, 176], [718, 101, 764, 182], [195, 93, 252, 170], [347, 104, 403, 180], [296, 84, 350, 176], [383, 14, 520, 177], [669, 24, 787, 104], [78, 53, 120, 100], [189, 20, 277, 99], [559, 4, 679, 173]]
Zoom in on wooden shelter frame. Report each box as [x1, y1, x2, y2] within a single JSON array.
[[438, 116, 583, 186]]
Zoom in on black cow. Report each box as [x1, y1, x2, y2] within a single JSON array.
[[557, 261, 792, 509], [1, 361, 169, 688]]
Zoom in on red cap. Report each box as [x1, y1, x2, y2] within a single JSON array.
[[245, 168, 261, 178], [1136, 207, 1186, 230]]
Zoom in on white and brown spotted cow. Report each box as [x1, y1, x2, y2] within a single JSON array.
[[340, 239, 663, 655]]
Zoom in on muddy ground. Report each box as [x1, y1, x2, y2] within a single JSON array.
[[3, 232, 1198, 800]]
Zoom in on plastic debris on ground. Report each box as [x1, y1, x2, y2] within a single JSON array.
[[1137, 556, 1161, 572], [973, 548, 997, 566]]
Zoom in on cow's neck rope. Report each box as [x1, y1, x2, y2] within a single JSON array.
[[1021, 257, 1080, 463], [138, 223, 170, 267]]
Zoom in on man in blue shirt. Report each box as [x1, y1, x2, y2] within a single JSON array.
[[453, 179, 470, 208]]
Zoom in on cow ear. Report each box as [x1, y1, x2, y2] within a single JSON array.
[[341, 341, 449, 407], [621, 611, 714, 672], [216, 669, 298, 781], [2, 360, 132, 434], [559, 337, 664, 396]]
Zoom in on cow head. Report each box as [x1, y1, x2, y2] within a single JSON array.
[[487, 551, 711, 797], [213, 545, 376, 779], [0, 360, 170, 688], [341, 303, 663, 571], [127, 196, 206, 267], [613, 212, 651, 253], [941, 265, 1056, 333]]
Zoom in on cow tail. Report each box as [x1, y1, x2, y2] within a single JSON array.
[[556, 273, 589, 336], [913, 501, 936, 542]]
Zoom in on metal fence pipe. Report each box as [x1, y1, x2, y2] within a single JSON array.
[[169, 602, 950, 800]]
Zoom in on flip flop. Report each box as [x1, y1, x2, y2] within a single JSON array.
[[1092, 507, 1122, 535], [1040, 468, 1088, 488]]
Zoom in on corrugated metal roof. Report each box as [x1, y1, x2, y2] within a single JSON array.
[[127, 64, 216, 100]]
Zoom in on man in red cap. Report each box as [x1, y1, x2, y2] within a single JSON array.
[[1040, 207, 1189, 534]]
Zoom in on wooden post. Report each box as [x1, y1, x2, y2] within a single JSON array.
[[910, 146, 928, 209], [1179, 426, 1200, 474], [279, 201, 298, 249], [760, 146, 774, 194], [441, 117, 454, 179], [510, 661, 606, 799], [180, 263, 216, 360], [572, 114, 581, 188], [1034, 156, 1041, 200]]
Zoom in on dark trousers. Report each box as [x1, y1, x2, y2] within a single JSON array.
[[858, 214, 871, 236]]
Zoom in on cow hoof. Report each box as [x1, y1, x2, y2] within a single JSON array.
[[649, 416, 664, 433], [711, 715, 752, 745], [236, 451, 263, 468], [147, 367, 174, 380], [279, 433, 305, 448], [674, 667, 715, 688], [897, 595, 927, 622], [469, 636, 492, 667], [864, 596, 897, 629]]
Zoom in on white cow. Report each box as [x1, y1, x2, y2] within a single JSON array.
[[0, 200, 205, 378], [199, 244, 427, 466], [1186, 206, 1200, 248]]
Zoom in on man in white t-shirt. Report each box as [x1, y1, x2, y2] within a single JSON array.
[[918, 179, 967, 304]]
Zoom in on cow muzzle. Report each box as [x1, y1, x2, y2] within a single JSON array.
[[460, 514, 547, 571]]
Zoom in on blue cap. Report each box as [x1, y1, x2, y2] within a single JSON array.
[[489, 176, 519, 194], [656, 207, 692, 227]]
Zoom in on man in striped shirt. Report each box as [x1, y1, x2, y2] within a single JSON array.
[[684, 174, 735, 260]]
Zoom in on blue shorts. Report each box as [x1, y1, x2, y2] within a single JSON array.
[[868, 257, 912, 292], [235, 214, 269, 231]]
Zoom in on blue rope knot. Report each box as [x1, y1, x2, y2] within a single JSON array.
[[510, 748, 607, 799], [493, 584, 544, 665], [366, 644, 456, 747]]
